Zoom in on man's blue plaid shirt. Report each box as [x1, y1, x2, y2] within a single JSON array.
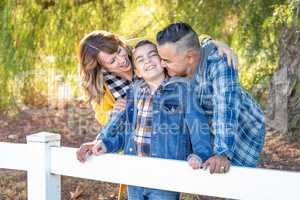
[[192, 46, 265, 167]]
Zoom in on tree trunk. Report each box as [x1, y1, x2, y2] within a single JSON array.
[[267, 26, 300, 136]]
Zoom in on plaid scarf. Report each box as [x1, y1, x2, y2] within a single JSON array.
[[101, 68, 131, 100]]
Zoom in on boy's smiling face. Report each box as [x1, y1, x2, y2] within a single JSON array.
[[133, 44, 164, 81]]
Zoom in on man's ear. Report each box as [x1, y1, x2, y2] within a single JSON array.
[[185, 49, 198, 65]]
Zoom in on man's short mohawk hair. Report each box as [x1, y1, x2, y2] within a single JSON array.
[[156, 22, 195, 45]]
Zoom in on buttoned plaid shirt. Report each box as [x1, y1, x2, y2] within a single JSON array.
[[193, 46, 265, 167]]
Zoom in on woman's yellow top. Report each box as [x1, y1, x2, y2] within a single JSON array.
[[91, 84, 116, 125]]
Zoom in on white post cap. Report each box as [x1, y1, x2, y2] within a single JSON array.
[[26, 132, 61, 143]]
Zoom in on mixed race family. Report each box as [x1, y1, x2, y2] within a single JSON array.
[[76, 22, 265, 200]]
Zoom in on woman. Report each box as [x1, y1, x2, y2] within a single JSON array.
[[76, 30, 236, 200], [78, 31, 133, 125]]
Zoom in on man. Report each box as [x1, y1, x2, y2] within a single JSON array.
[[156, 22, 265, 174]]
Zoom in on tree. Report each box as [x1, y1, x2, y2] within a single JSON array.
[[267, 2, 300, 136], [0, 0, 298, 129]]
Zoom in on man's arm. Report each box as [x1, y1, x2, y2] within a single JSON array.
[[210, 55, 240, 158], [202, 53, 241, 173], [199, 34, 238, 69]]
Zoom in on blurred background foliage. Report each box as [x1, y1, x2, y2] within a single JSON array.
[[0, 0, 298, 114]]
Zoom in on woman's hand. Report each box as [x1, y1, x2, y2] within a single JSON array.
[[212, 40, 238, 69], [76, 141, 95, 163], [92, 140, 107, 155], [112, 98, 126, 113]]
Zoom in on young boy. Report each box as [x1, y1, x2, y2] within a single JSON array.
[[91, 40, 212, 200]]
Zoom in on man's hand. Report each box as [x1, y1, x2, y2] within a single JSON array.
[[92, 140, 107, 156], [76, 141, 95, 163], [212, 40, 238, 70], [202, 155, 230, 174]]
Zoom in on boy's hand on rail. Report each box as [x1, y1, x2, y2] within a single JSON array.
[[202, 155, 230, 174], [92, 140, 107, 156], [76, 141, 95, 163], [187, 154, 202, 170]]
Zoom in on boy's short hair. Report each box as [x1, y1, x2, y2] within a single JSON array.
[[156, 22, 200, 52], [133, 40, 157, 68], [134, 39, 156, 49]]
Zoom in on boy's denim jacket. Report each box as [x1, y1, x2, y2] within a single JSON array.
[[96, 77, 212, 162]]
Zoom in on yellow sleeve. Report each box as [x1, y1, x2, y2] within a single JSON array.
[[91, 86, 115, 126]]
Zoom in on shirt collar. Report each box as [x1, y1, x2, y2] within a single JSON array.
[[139, 76, 170, 95]]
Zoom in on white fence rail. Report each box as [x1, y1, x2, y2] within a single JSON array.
[[1, 132, 300, 200]]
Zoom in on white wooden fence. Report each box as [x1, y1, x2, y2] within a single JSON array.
[[0, 132, 300, 200]]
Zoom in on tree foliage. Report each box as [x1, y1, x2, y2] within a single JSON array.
[[0, 0, 298, 111]]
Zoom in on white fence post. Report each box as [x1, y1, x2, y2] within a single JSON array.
[[26, 132, 61, 200]]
